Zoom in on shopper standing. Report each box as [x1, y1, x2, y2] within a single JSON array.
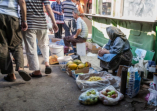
[[0, 0, 31, 82], [51, 0, 64, 38], [62, 0, 77, 36], [23, 0, 58, 77]]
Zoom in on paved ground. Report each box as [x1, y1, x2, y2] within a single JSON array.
[[0, 54, 154, 111]]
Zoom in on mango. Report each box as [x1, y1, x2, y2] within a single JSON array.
[[68, 63, 78, 70], [73, 59, 82, 65], [78, 63, 85, 69], [66, 61, 73, 66]]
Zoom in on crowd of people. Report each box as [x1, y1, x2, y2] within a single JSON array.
[[0, 0, 88, 82], [0, 0, 132, 82]]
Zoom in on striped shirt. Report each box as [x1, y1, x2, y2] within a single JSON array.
[[0, 0, 19, 18], [25, 0, 50, 29], [77, 17, 88, 38], [62, 0, 76, 20]]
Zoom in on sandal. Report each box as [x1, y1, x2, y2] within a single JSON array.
[[4, 75, 16, 82], [18, 70, 31, 81], [45, 66, 52, 74], [29, 73, 42, 77]]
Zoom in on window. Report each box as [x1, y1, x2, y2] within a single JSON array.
[[98, 0, 112, 15]]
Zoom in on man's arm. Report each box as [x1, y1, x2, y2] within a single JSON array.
[[74, 29, 81, 38], [18, 0, 27, 31], [45, 4, 58, 33], [74, 19, 81, 38]]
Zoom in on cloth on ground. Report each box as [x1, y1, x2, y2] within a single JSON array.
[[98, 54, 117, 62]]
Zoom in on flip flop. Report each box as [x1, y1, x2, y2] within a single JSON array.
[[4, 75, 16, 82], [29, 73, 42, 77], [45, 66, 52, 74], [18, 70, 31, 81]]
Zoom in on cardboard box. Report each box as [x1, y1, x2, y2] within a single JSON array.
[[72, 67, 97, 80], [72, 67, 90, 79], [49, 55, 58, 65], [87, 42, 102, 54]]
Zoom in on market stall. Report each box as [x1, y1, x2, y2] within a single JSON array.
[[85, 0, 157, 63]]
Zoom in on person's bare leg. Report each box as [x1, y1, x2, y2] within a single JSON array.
[[7, 73, 16, 80], [32, 70, 41, 75], [45, 62, 49, 67]]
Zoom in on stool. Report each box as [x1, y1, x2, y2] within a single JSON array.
[[76, 43, 86, 56]]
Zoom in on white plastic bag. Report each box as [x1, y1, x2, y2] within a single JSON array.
[[99, 85, 124, 105], [79, 89, 99, 105], [76, 71, 121, 91], [148, 83, 157, 106]]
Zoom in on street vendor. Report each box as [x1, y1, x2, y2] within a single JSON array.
[[98, 26, 133, 74], [63, 8, 88, 53]]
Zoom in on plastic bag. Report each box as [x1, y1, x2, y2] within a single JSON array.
[[126, 66, 141, 98], [147, 83, 157, 106], [79, 89, 99, 105], [76, 71, 121, 91], [56, 39, 65, 46], [99, 85, 124, 105]]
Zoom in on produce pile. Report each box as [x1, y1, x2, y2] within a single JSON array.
[[66, 59, 90, 70], [101, 89, 118, 98], [79, 86, 124, 106], [88, 76, 103, 81], [79, 89, 99, 105], [99, 85, 124, 105]]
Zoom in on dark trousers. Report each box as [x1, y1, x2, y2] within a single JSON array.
[[0, 14, 24, 74], [63, 19, 77, 37], [55, 24, 62, 39], [63, 35, 86, 47]]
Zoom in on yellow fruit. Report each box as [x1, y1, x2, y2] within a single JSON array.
[[73, 59, 82, 65], [85, 62, 91, 67], [68, 63, 78, 70], [88, 76, 102, 81], [78, 63, 85, 69], [85, 62, 89, 67], [66, 61, 73, 66]]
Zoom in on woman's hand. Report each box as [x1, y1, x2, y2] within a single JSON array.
[[98, 49, 110, 57], [98, 49, 104, 57]]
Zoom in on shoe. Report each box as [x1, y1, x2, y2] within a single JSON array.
[[45, 66, 52, 74], [4, 75, 16, 82], [18, 70, 31, 81], [29, 73, 42, 77]]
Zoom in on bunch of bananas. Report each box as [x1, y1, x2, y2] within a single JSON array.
[[88, 76, 102, 81]]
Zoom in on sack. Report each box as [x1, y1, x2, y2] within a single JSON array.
[[147, 82, 157, 106], [126, 66, 141, 98], [99, 85, 124, 105], [76, 71, 121, 91], [49, 55, 58, 65], [79, 89, 99, 105]]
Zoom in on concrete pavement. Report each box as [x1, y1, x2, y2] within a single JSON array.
[[0, 55, 151, 111]]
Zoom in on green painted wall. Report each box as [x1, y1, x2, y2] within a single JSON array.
[[92, 17, 157, 62]]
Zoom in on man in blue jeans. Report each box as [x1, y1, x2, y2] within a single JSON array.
[[51, 0, 64, 38], [62, 0, 77, 36]]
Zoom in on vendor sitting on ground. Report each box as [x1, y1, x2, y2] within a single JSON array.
[[63, 8, 88, 53], [98, 26, 133, 73]]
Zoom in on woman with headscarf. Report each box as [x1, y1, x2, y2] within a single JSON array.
[[98, 26, 133, 74]]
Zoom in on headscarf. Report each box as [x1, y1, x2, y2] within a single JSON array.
[[106, 26, 127, 41]]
